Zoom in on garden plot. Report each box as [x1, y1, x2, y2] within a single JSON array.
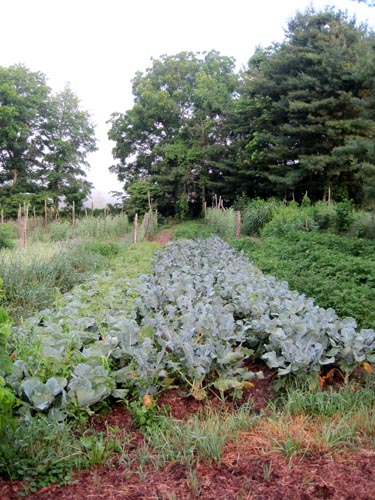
[[6, 237, 375, 416]]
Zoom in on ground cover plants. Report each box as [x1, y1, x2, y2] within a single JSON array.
[[0, 214, 134, 321]]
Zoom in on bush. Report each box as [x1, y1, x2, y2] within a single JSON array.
[[334, 200, 355, 233], [261, 208, 318, 237], [0, 225, 17, 250], [241, 199, 277, 236], [206, 208, 237, 239]]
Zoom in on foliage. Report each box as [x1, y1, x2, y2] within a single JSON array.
[[241, 199, 280, 236], [0, 414, 119, 488], [29, 214, 130, 243], [232, 231, 375, 330], [0, 224, 17, 250], [206, 207, 237, 239], [260, 203, 319, 237], [42, 84, 96, 209], [0, 65, 96, 215], [139, 209, 158, 241], [3, 235, 375, 419], [172, 221, 215, 240], [0, 240, 105, 320], [108, 51, 238, 216], [334, 199, 355, 233], [0, 299, 16, 436], [231, 8, 375, 202]]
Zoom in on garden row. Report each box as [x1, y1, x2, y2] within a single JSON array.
[[4, 237, 375, 420]]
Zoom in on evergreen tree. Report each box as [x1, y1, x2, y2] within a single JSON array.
[[235, 8, 375, 202]]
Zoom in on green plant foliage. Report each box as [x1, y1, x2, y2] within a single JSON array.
[[232, 231, 375, 330], [260, 204, 319, 237], [334, 200, 355, 233], [84, 241, 120, 258], [172, 221, 215, 240], [29, 214, 130, 243], [4, 236, 375, 418], [241, 199, 279, 236], [0, 241, 104, 320], [0, 414, 116, 488], [0, 224, 17, 250], [206, 208, 237, 239]]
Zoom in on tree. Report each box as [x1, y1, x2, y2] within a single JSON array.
[[108, 51, 237, 215], [42, 85, 96, 209], [0, 67, 97, 215], [0, 65, 50, 199], [235, 8, 375, 202]]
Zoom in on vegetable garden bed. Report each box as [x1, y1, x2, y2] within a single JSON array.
[[1, 233, 375, 499]]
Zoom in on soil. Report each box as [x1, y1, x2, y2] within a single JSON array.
[[2, 230, 375, 500], [153, 228, 174, 246], [2, 370, 375, 500]]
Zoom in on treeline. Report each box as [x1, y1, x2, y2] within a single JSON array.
[[2, 7, 375, 220], [109, 7, 375, 217], [0, 66, 96, 217]]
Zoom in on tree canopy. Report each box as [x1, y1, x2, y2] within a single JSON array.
[[108, 51, 238, 216], [234, 8, 375, 202], [109, 8, 375, 215], [0, 65, 96, 215]]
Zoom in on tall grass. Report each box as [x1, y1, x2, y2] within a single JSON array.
[[206, 208, 237, 239], [0, 241, 103, 320], [28, 214, 130, 243]]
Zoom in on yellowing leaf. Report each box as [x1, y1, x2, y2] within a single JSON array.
[[143, 394, 154, 409], [244, 381, 254, 389], [362, 362, 373, 373]]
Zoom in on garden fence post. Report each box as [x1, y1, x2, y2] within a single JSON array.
[[133, 213, 138, 244], [236, 211, 241, 238]]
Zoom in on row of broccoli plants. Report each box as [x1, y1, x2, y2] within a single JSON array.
[[4, 237, 375, 418]]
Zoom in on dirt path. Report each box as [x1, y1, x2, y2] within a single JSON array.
[[153, 228, 174, 245]]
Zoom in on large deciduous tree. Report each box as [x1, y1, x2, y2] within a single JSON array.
[[235, 8, 375, 202], [0, 65, 49, 195], [108, 51, 237, 216], [0, 66, 96, 214], [42, 85, 96, 209]]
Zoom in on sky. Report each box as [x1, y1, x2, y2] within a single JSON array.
[[1, 0, 373, 207]]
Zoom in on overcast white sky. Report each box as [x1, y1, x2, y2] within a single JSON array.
[[1, 0, 373, 206]]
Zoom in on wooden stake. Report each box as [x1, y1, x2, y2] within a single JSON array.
[[72, 201, 76, 238], [236, 211, 241, 238], [44, 199, 48, 227], [133, 213, 138, 244]]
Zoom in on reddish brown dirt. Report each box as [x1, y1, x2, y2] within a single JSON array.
[[153, 228, 174, 246], [2, 364, 375, 500]]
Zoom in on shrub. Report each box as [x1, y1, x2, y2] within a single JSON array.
[[241, 199, 277, 236], [206, 208, 237, 239], [0, 225, 17, 250], [334, 200, 355, 233]]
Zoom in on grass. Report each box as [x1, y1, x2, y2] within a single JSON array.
[[0, 414, 121, 490], [0, 214, 136, 322], [28, 214, 130, 243], [172, 221, 215, 240], [0, 240, 104, 321]]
